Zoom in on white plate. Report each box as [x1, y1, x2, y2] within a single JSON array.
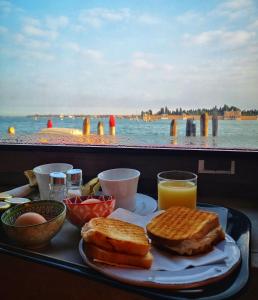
[[79, 235, 241, 289], [5, 197, 31, 205], [133, 193, 157, 215]]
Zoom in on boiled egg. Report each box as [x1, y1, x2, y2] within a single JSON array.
[[81, 198, 101, 204], [15, 212, 47, 226]]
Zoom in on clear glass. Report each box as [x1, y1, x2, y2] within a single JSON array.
[[49, 184, 67, 202], [66, 169, 82, 197], [157, 170, 197, 210]]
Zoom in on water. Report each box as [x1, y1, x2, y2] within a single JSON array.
[[0, 116, 258, 149]]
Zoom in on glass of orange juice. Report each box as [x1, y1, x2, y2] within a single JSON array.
[[157, 170, 197, 210]]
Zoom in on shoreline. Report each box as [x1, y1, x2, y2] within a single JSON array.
[[1, 114, 258, 121]]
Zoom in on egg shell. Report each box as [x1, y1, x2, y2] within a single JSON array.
[[81, 198, 101, 204], [15, 212, 47, 226]]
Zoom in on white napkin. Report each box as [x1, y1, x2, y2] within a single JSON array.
[[109, 208, 228, 271]]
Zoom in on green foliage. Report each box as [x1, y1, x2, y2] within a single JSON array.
[[154, 105, 257, 116]]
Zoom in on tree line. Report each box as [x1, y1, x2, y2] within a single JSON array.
[[141, 105, 258, 116]]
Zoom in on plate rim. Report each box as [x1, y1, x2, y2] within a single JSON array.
[[78, 234, 241, 289]]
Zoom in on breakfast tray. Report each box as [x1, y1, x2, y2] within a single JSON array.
[[0, 203, 251, 300]]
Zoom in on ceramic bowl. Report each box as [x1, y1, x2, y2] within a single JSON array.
[[63, 195, 115, 227], [1, 200, 66, 249]]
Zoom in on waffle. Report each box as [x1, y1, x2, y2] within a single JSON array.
[[147, 206, 225, 255], [81, 217, 150, 256]]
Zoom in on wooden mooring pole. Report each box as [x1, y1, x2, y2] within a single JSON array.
[[212, 115, 218, 137], [186, 119, 192, 136], [97, 121, 104, 135], [192, 121, 196, 136], [109, 115, 116, 136], [170, 119, 177, 136], [186, 118, 196, 136], [200, 113, 209, 137], [83, 117, 91, 135]]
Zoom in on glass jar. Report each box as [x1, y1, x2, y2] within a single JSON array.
[[66, 169, 82, 197], [49, 172, 67, 202]]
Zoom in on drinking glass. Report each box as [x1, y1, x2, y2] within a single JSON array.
[[157, 170, 197, 210]]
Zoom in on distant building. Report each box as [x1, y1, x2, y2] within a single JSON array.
[[223, 110, 241, 120]]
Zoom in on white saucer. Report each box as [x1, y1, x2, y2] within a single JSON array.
[[133, 193, 157, 215]]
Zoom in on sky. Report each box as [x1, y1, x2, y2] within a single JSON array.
[[0, 0, 258, 116]]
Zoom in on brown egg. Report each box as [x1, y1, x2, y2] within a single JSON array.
[[15, 212, 47, 226], [81, 198, 101, 204]]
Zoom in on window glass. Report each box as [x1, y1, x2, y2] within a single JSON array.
[[0, 1, 257, 149]]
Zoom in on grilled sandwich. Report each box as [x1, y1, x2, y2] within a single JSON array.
[[146, 206, 225, 255], [81, 217, 153, 268]]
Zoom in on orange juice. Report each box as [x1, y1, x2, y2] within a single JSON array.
[[158, 181, 197, 210]]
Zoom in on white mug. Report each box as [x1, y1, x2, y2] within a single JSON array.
[[33, 163, 73, 200], [98, 168, 140, 211]]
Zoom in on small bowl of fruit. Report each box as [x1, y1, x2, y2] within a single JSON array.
[[1, 200, 66, 248], [63, 195, 115, 227]]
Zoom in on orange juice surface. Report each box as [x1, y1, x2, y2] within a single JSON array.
[[158, 181, 197, 210]]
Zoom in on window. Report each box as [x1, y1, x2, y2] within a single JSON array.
[[0, 1, 257, 149]]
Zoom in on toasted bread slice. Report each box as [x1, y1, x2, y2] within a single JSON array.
[[81, 217, 150, 256], [147, 206, 225, 255], [151, 225, 225, 255], [147, 206, 220, 243], [85, 243, 153, 269]]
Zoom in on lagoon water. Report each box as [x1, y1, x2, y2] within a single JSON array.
[[0, 116, 258, 149]]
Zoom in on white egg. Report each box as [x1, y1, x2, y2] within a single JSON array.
[[81, 198, 101, 204], [15, 212, 47, 226]]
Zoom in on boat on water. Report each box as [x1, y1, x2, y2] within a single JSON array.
[[40, 127, 83, 136]]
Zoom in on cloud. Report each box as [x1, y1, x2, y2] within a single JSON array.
[[183, 30, 256, 48], [65, 42, 103, 60], [1, 45, 55, 62], [22, 16, 41, 26], [131, 52, 157, 70], [249, 19, 258, 29], [14, 33, 51, 50], [176, 0, 255, 28], [79, 8, 130, 28], [22, 24, 58, 40], [130, 52, 175, 74], [24, 50, 54, 61], [6, 34, 54, 61], [211, 0, 254, 20], [78, 7, 160, 28], [0, 25, 8, 34], [0, 0, 13, 14], [45, 16, 69, 30], [0, 0, 23, 15], [132, 58, 155, 70], [162, 64, 174, 72], [176, 11, 204, 24], [219, 0, 253, 10], [14, 33, 25, 43]]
